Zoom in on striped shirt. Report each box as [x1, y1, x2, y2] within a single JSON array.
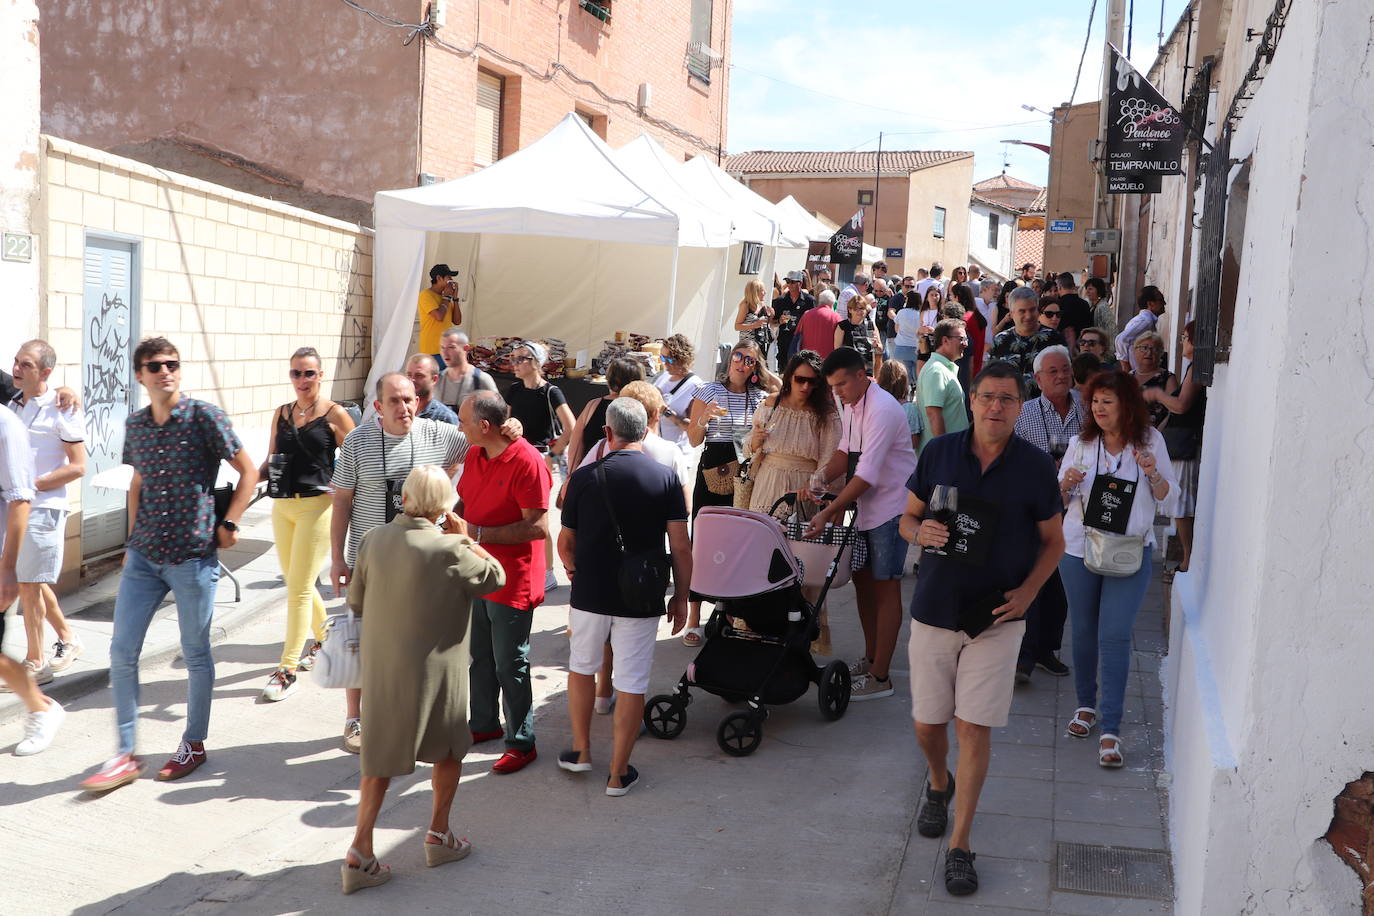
[[693, 382, 766, 444], [331, 418, 468, 565]]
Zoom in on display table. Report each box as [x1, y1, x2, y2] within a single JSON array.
[[487, 373, 610, 417]]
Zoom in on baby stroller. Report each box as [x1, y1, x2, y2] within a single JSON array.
[[643, 494, 856, 757]]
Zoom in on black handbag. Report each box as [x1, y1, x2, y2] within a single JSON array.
[[595, 462, 671, 615], [1162, 425, 1201, 461]]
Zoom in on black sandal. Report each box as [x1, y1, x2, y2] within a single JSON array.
[[944, 847, 978, 896], [916, 774, 956, 838]]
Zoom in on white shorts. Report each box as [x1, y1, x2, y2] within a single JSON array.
[[17, 507, 66, 585], [568, 609, 661, 696]]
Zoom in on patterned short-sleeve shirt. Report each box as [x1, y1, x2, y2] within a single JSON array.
[[123, 396, 243, 566]]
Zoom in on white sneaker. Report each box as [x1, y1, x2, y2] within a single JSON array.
[[49, 637, 83, 673], [16, 699, 65, 756], [0, 659, 53, 692]]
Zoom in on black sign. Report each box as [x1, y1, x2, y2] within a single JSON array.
[[1105, 43, 1185, 181], [1108, 173, 1163, 195], [829, 210, 863, 265]]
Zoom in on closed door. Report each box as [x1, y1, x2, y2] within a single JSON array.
[[81, 237, 138, 556]]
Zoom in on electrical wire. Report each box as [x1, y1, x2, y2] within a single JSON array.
[[1069, 0, 1101, 105]]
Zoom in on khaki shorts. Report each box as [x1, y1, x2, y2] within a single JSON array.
[[907, 618, 1026, 728]]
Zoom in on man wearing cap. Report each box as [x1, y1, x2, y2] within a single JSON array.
[[771, 271, 815, 371], [419, 265, 463, 370]]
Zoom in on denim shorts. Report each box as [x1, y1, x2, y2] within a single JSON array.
[[862, 514, 909, 581]]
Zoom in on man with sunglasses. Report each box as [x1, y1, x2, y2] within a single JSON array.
[[771, 271, 815, 371], [82, 337, 258, 791]]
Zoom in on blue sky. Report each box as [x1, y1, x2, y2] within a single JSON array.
[[725, 0, 1191, 188]]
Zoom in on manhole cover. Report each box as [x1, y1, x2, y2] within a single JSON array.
[[1055, 842, 1173, 900]]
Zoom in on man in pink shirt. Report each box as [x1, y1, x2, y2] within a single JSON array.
[[805, 346, 917, 700], [796, 289, 843, 358]]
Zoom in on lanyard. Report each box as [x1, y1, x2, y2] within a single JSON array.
[[380, 429, 416, 480], [1096, 438, 1127, 477]]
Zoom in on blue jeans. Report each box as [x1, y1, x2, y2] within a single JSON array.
[[1059, 548, 1153, 736], [110, 548, 220, 755], [890, 344, 919, 384]]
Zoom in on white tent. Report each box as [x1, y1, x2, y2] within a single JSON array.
[[370, 114, 725, 403]]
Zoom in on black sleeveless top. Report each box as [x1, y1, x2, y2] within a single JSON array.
[[274, 407, 337, 496], [580, 396, 613, 455], [1167, 365, 1208, 429]]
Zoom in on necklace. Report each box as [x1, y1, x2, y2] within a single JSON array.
[[295, 397, 319, 418]]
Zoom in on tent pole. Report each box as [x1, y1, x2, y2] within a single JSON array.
[[666, 244, 680, 337]]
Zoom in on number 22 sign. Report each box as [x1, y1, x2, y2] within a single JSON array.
[[2, 232, 34, 263]]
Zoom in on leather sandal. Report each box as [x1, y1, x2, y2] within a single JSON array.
[[341, 847, 391, 894], [424, 830, 473, 867], [1066, 707, 1097, 739], [1099, 734, 1125, 768]]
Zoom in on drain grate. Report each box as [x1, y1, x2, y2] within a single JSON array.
[[1054, 842, 1173, 900]]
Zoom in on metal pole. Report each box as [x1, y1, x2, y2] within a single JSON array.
[[873, 132, 882, 261], [1094, 0, 1129, 231]]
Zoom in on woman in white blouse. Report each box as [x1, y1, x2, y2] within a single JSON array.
[[1057, 371, 1176, 770]]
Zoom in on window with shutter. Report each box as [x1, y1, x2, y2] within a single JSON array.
[[987, 213, 999, 250], [933, 206, 947, 239], [475, 71, 503, 167]]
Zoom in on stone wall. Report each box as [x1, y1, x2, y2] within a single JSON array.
[[40, 136, 373, 577]]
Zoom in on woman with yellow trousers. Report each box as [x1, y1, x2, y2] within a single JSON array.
[[259, 347, 356, 701]]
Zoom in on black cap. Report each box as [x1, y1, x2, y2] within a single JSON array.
[[429, 263, 457, 283]]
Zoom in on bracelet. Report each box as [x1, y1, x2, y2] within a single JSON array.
[[1148, 474, 1163, 486], [474, 526, 482, 542]]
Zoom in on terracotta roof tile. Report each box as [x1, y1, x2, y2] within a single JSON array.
[[1028, 189, 1047, 212], [1014, 226, 1045, 271], [724, 150, 972, 175], [974, 173, 1041, 191]]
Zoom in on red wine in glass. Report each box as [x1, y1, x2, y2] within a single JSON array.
[[926, 485, 958, 556]]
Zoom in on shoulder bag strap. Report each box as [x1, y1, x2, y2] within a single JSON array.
[[594, 462, 627, 555], [668, 374, 692, 396]]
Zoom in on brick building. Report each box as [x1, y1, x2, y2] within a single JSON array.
[[723, 150, 974, 276], [37, 0, 732, 224]]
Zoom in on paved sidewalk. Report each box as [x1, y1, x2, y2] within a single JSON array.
[[1, 505, 1174, 914]]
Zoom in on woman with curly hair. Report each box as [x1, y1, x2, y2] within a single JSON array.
[[1058, 371, 1176, 769]]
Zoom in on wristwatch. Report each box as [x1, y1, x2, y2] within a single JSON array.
[[219, 519, 239, 533]]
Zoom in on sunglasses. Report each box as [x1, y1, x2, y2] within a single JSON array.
[[731, 352, 758, 368], [142, 360, 180, 373], [512, 355, 535, 364], [1042, 310, 1061, 317], [792, 374, 819, 387], [289, 369, 319, 379], [662, 356, 675, 364]]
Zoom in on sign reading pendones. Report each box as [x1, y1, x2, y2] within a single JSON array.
[[1105, 43, 1186, 183]]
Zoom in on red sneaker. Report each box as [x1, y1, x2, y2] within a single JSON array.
[[81, 753, 145, 792], [157, 740, 207, 781], [470, 729, 504, 744], [491, 747, 537, 774]]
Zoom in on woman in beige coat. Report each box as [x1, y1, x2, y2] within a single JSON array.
[[341, 465, 505, 894]]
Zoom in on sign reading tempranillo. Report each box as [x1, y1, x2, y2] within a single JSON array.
[[1105, 43, 1185, 185]]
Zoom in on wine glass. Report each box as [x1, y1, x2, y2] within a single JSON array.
[[926, 484, 958, 556], [1048, 432, 1069, 463], [807, 469, 830, 502]]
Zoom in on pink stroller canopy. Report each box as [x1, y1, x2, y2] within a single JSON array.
[[691, 507, 802, 599]]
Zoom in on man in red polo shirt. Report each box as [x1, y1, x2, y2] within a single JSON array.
[[796, 288, 843, 358], [456, 391, 551, 774]]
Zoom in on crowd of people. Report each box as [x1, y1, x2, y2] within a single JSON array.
[[0, 256, 1207, 899]]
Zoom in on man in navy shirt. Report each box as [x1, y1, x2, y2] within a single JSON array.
[[558, 398, 691, 797], [898, 360, 1064, 897]]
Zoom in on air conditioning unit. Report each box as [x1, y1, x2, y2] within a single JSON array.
[[1083, 227, 1121, 254], [688, 41, 723, 65]]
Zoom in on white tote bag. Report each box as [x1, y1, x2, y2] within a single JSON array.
[[315, 610, 362, 689]]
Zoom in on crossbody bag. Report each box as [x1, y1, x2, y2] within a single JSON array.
[[595, 462, 671, 614]]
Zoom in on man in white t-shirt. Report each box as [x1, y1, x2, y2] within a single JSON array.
[[839, 271, 871, 312], [916, 263, 946, 300], [6, 340, 86, 685]]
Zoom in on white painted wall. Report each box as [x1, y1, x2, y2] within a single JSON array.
[[966, 201, 1014, 280], [1161, 1, 1371, 912], [0, 0, 41, 362]]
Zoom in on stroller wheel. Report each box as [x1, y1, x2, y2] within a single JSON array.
[[644, 695, 688, 739], [716, 712, 764, 757], [818, 660, 852, 721]]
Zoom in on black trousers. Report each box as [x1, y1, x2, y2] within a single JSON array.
[[1018, 567, 1068, 670]]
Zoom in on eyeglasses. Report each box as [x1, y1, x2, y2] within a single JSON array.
[[973, 393, 1019, 407], [512, 355, 535, 364], [289, 369, 318, 379], [1134, 344, 1161, 353], [1080, 338, 1104, 348], [142, 360, 180, 374], [792, 375, 819, 387], [1042, 310, 1061, 318], [731, 352, 758, 368]]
